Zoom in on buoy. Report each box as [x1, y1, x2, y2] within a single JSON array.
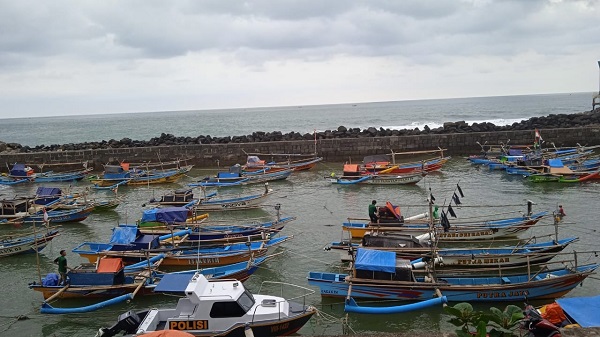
[[405, 212, 429, 221], [244, 323, 255, 337]]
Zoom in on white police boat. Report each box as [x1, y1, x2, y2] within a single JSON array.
[[96, 272, 316, 337]]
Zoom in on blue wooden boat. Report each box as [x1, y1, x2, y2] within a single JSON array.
[[23, 205, 95, 224], [343, 211, 547, 240], [0, 163, 91, 183], [0, 229, 60, 257], [308, 248, 598, 302], [90, 162, 193, 187], [195, 185, 272, 211], [189, 165, 292, 187]]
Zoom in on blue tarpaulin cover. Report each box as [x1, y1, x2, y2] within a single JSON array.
[[36, 187, 62, 196], [508, 149, 523, 156], [109, 225, 138, 244], [556, 295, 600, 328], [355, 248, 397, 273], [10, 163, 27, 176], [141, 207, 189, 224], [154, 273, 194, 293], [548, 159, 565, 168], [42, 273, 59, 286]]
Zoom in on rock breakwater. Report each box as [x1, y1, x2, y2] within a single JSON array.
[[1, 109, 599, 154]]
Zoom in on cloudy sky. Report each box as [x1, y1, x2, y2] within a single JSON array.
[[1, 0, 599, 119]]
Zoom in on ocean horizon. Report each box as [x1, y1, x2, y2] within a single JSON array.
[[2, 92, 595, 147]]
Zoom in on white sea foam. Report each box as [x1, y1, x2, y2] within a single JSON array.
[[381, 118, 527, 131]]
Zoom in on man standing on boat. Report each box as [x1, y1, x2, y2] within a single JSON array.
[[369, 200, 379, 223], [53, 250, 70, 286]]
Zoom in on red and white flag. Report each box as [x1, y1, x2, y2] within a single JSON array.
[[535, 129, 543, 141], [43, 208, 49, 223]]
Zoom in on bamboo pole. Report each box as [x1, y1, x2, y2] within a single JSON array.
[[45, 284, 70, 302]]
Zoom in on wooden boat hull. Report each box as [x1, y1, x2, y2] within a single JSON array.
[[31, 283, 155, 299], [195, 192, 270, 211], [331, 173, 423, 185], [24, 206, 94, 224], [308, 265, 596, 302], [0, 230, 60, 257], [365, 157, 450, 174], [343, 214, 544, 240]]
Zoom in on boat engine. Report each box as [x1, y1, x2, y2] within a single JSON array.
[[95, 310, 144, 337]]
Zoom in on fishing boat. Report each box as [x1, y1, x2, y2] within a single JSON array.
[[361, 149, 451, 174], [308, 248, 598, 302], [189, 165, 292, 187], [243, 154, 323, 171], [0, 162, 92, 184], [525, 159, 600, 183], [342, 211, 547, 240], [90, 161, 193, 187], [75, 236, 292, 268], [96, 272, 316, 337], [328, 164, 424, 185], [0, 229, 60, 257], [194, 184, 273, 211], [30, 257, 161, 300], [336, 234, 577, 268]]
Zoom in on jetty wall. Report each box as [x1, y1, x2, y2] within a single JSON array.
[[1, 127, 599, 170]]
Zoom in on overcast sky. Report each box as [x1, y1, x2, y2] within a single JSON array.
[[1, 0, 599, 119]]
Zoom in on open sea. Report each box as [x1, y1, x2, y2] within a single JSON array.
[[1, 92, 599, 337]]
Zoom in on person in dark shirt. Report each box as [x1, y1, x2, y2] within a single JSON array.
[[53, 250, 70, 286], [368, 200, 378, 223]]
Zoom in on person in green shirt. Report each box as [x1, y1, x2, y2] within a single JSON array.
[[368, 200, 378, 223], [53, 250, 70, 286]]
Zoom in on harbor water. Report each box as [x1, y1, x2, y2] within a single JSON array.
[[0, 159, 599, 336], [0, 92, 599, 336]]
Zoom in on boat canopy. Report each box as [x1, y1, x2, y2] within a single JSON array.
[[36, 187, 62, 197], [556, 295, 600, 328], [385, 201, 402, 220], [548, 159, 565, 168], [109, 225, 141, 244], [10, 163, 31, 177], [141, 207, 189, 224], [97, 258, 125, 273], [355, 248, 396, 273]]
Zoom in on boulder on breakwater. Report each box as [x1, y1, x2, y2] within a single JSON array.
[[1, 109, 600, 154]]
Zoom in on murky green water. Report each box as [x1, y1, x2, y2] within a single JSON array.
[[1, 159, 598, 336]]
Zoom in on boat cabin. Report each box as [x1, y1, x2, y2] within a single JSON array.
[[543, 159, 574, 175], [352, 248, 416, 282], [246, 156, 267, 168], [362, 232, 426, 249], [68, 258, 127, 286], [151, 189, 194, 205], [342, 164, 361, 177], [103, 164, 132, 179], [0, 198, 30, 216], [377, 201, 404, 224]]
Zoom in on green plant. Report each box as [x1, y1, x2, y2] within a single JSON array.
[[444, 303, 525, 337]]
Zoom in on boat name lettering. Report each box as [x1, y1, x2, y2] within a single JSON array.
[[439, 230, 494, 238], [271, 322, 290, 333], [457, 257, 510, 265], [0, 246, 24, 254], [221, 201, 249, 208], [476, 290, 529, 299], [188, 258, 220, 265], [223, 234, 243, 238], [322, 290, 339, 294], [169, 320, 208, 330]]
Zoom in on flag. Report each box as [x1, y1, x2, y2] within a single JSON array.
[[441, 211, 451, 232], [457, 184, 464, 198], [429, 193, 436, 202], [448, 204, 457, 218], [535, 129, 543, 142], [43, 208, 49, 223], [453, 193, 461, 205]]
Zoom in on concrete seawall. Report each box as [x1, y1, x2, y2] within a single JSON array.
[[2, 127, 599, 170]]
